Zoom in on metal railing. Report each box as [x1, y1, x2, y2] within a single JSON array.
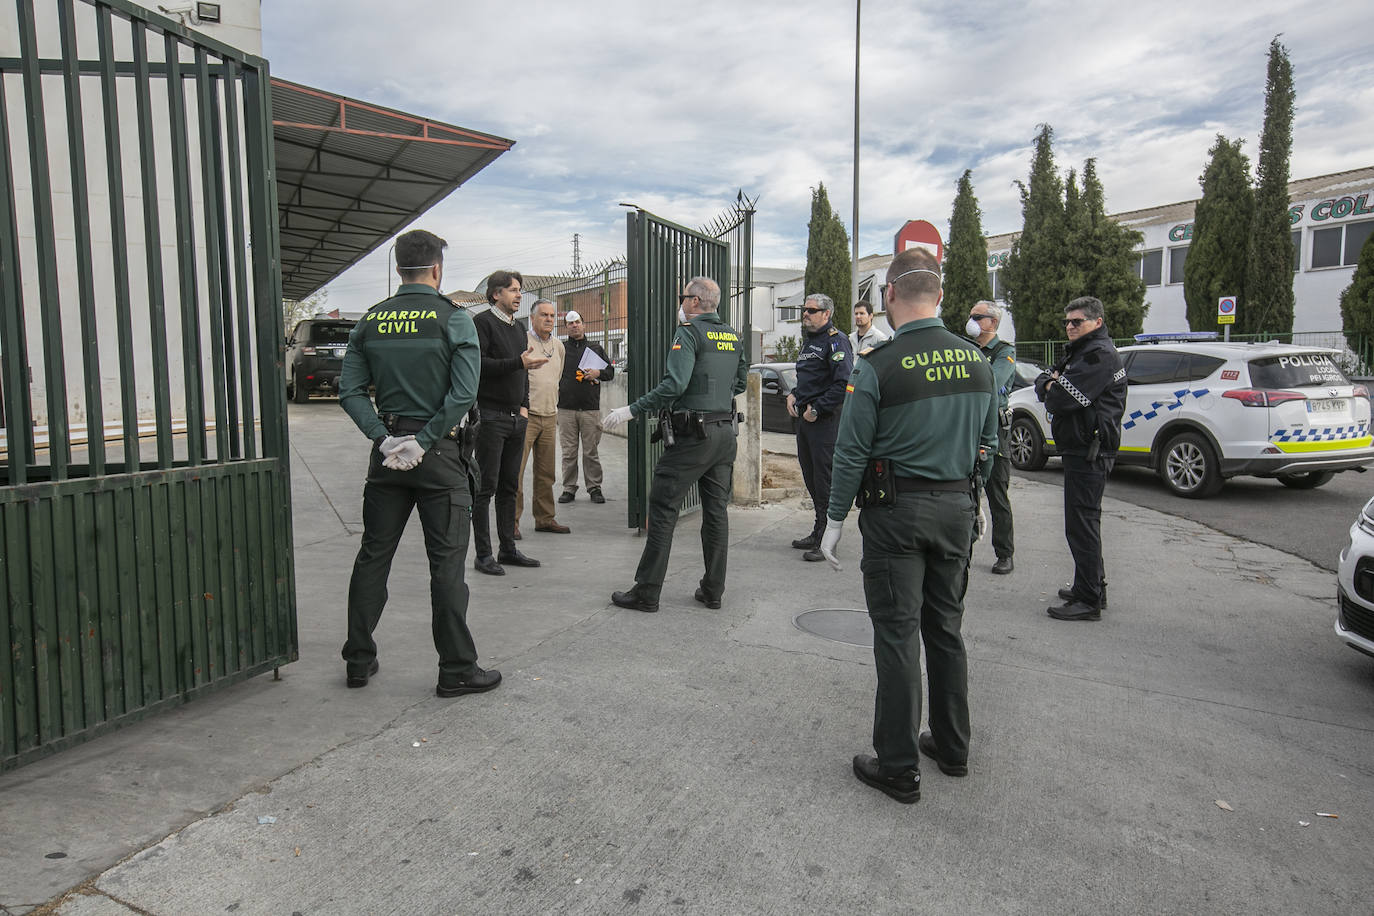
[[1013, 330, 1374, 377]]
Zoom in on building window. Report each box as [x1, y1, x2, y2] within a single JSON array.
[[987, 269, 1005, 300], [1291, 230, 1301, 272], [1311, 219, 1374, 269], [779, 306, 800, 322], [1135, 249, 1163, 286], [1168, 246, 1188, 285]]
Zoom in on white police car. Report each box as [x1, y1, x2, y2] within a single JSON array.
[[1006, 334, 1374, 498], [1337, 496, 1374, 659]]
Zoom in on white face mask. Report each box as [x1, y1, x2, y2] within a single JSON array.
[[678, 307, 688, 324], [965, 318, 983, 337]]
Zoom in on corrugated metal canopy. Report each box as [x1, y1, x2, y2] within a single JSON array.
[[272, 78, 514, 300]]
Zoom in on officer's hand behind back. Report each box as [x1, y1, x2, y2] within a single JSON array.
[[383, 438, 425, 471]]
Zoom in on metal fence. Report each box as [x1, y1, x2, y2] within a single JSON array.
[[1, 0, 296, 769]]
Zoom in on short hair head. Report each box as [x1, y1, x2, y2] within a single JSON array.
[[395, 230, 447, 282], [685, 275, 720, 311], [532, 298, 556, 318], [853, 300, 872, 317], [804, 293, 834, 313], [486, 270, 524, 304], [886, 247, 942, 303], [973, 300, 1003, 325], [1065, 296, 1104, 321]]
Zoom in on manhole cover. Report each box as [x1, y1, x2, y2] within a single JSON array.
[[793, 608, 872, 648]]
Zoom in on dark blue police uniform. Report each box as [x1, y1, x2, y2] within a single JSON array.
[[793, 320, 854, 542]]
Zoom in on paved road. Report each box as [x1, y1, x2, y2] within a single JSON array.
[[1015, 460, 1371, 572]]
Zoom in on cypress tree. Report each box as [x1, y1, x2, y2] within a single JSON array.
[[1244, 37, 1296, 334], [1002, 125, 1068, 341], [1061, 168, 1088, 304], [803, 183, 853, 331], [1079, 159, 1148, 338], [1339, 229, 1374, 371], [1184, 136, 1254, 331], [943, 169, 994, 335]]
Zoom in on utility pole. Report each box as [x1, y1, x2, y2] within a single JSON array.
[[851, 0, 861, 312], [572, 233, 582, 275]]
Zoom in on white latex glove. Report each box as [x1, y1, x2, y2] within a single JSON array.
[[383, 438, 425, 471], [976, 505, 987, 541], [380, 435, 411, 457], [819, 518, 844, 572], [602, 405, 634, 430]]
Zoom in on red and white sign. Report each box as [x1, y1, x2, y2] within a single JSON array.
[[893, 220, 944, 261]]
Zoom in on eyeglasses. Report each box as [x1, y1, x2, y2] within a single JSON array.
[[969, 314, 994, 322], [1064, 317, 1090, 328], [802, 307, 826, 315], [677, 294, 699, 303]]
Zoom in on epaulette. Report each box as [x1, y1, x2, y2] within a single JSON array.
[[858, 338, 890, 358], [827, 327, 841, 336]]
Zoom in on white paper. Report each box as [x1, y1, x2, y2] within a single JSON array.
[[577, 348, 608, 372]]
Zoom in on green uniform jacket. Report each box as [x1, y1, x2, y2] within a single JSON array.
[[828, 317, 1000, 521], [630, 311, 749, 416], [980, 335, 1017, 411], [338, 283, 481, 450]]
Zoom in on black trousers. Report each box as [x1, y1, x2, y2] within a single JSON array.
[[471, 408, 527, 558], [342, 437, 479, 682], [796, 412, 839, 534], [1062, 453, 1113, 607], [632, 421, 736, 604], [983, 427, 1014, 559], [860, 489, 975, 773]]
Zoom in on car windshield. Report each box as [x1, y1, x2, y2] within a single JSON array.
[[309, 324, 354, 345], [1247, 352, 1351, 388], [1014, 362, 1041, 384], [781, 368, 796, 388]]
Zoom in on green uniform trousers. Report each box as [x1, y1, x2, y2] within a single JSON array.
[[342, 436, 480, 682], [859, 488, 975, 773], [632, 421, 737, 604]]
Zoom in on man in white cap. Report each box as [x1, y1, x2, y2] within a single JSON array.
[[557, 309, 615, 503]]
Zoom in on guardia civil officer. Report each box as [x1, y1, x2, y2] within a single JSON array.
[[338, 229, 501, 698], [788, 293, 853, 561], [820, 247, 998, 803], [1035, 296, 1127, 621], [967, 300, 1018, 574], [602, 275, 749, 612]]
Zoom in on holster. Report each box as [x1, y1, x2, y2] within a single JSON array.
[[856, 458, 896, 509]]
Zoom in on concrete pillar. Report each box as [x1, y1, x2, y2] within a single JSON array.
[[732, 372, 762, 506]]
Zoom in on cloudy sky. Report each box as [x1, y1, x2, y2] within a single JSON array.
[[262, 1, 1373, 313]]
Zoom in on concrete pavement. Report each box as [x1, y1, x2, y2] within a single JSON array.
[[2, 403, 1372, 914]]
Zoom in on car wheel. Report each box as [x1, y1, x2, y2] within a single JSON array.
[[1277, 470, 1335, 490], [1158, 431, 1223, 498], [1008, 416, 1047, 471], [291, 370, 310, 403]]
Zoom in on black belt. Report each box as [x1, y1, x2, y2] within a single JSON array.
[[383, 415, 461, 441], [675, 410, 735, 424], [894, 476, 969, 493], [478, 405, 521, 417]]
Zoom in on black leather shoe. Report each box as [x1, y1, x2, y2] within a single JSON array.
[[589, 488, 605, 504], [791, 533, 820, 550], [803, 548, 825, 562], [918, 731, 968, 777], [991, 556, 1014, 575], [498, 549, 540, 568], [694, 587, 721, 609], [474, 555, 505, 576], [435, 666, 502, 697], [346, 658, 379, 689], [1048, 600, 1101, 621], [1057, 582, 1108, 607], [558, 490, 575, 503], [611, 589, 659, 613], [852, 754, 920, 804]]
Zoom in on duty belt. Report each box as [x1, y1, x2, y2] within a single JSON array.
[[893, 476, 969, 493], [674, 410, 735, 425], [383, 413, 462, 441]]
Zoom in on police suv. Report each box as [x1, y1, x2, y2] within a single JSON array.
[[1006, 334, 1374, 498]]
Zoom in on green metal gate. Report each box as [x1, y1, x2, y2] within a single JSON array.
[[624, 201, 754, 528], [1, 0, 295, 770]]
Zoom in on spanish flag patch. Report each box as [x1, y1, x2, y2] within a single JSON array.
[[845, 383, 854, 393], [672, 343, 681, 350]]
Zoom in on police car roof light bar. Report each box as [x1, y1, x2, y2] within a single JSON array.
[[1133, 331, 1219, 344]]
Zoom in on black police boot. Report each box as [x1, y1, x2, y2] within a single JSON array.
[[346, 659, 379, 689], [611, 589, 659, 613], [852, 755, 920, 804], [792, 532, 820, 550], [435, 666, 502, 697], [918, 731, 968, 777]]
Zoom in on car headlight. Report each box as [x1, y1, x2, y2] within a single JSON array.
[[1360, 497, 1374, 536]]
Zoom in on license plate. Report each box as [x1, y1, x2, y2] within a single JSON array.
[[334, 347, 348, 358], [1306, 398, 1347, 413]]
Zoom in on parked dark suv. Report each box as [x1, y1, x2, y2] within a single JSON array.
[[285, 318, 356, 402]]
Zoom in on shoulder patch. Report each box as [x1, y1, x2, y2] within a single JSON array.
[[827, 327, 840, 336], [831, 350, 845, 361]]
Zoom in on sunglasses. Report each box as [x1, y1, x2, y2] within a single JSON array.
[[677, 294, 699, 303], [969, 314, 994, 322], [1064, 317, 1091, 328], [802, 307, 827, 315]]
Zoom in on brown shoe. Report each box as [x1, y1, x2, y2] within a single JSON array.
[[535, 522, 571, 534]]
